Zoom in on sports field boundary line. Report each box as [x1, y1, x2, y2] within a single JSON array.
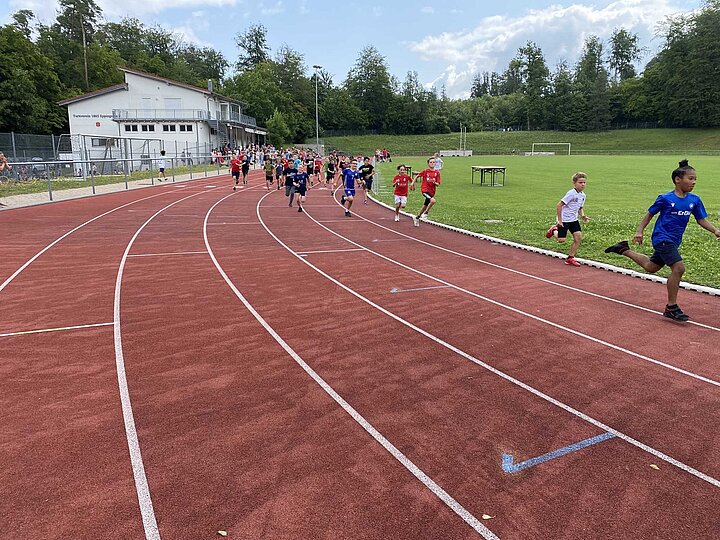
[[256, 193, 720, 491], [368, 195, 720, 297], [205, 191, 499, 540], [0, 322, 114, 337]]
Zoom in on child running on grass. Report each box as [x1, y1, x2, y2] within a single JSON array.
[[412, 156, 441, 227], [545, 172, 590, 266], [604, 159, 720, 321], [392, 164, 413, 222]]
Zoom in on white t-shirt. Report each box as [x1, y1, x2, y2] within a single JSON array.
[[157, 158, 166, 169], [560, 188, 586, 222]]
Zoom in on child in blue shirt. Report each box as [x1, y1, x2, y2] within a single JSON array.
[[293, 164, 309, 213], [605, 160, 720, 321]]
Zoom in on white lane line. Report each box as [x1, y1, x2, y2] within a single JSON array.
[[257, 192, 720, 491], [297, 248, 366, 255], [128, 251, 208, 258], [203, 193, 499, 540], [114, 186, 227, 540], [355, 201, 720, 332], [390, 285, 450, 294], [0, 322, 113, 338], [0, 189, 184, 295], [207, 222, 262, 226], [303, 204, 720, 389]]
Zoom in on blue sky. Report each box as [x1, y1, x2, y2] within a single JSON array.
[[4, 0, 702, 98]]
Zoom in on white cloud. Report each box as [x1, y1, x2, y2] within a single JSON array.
[[421, 6, 435, 14], [409, 0, 689, 99], [171, 25, 212, 47], [260, 1, 284, 15], [8, 0, 242, 20]]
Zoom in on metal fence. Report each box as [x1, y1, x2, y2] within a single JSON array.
[[0, 132, 63, 161]]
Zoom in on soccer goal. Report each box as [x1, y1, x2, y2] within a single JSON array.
[[530, 142, 571, 156]]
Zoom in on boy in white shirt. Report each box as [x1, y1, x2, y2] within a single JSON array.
[[545, 172, 590, 266], [157, 150, 167, 181]]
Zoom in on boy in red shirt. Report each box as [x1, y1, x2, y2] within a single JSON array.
[[412, 156, 441, 226], [230, 153, 242, 190], [392, 164, 413, 222]]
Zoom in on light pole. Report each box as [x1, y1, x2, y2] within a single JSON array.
[[313, 64, 321, 155]]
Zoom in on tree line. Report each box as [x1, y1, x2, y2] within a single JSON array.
[[2, 0, 720, 144]]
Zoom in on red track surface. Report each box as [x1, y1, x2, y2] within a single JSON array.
[[2, 173, 719, 539]]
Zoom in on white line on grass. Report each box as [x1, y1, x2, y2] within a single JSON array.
[[354, 198, 720, 332], [0, 322, 113, 338], [258, 193, 720, 491], [203, 192, 499, 540], [311, 197, 720, 388]]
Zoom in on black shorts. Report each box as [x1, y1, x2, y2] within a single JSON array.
[[421, 192, 434, 205], [265, 174, 273, 182], [231, 171, 239, 179], [326, 172, 335, 180], [364, 179, 373, 190], [307, 167, 314, 175], [649, 241, 682, 267], [557, 220, 581, 238], [296, 188, 307, 197]]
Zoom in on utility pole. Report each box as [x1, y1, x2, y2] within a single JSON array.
[[81, 15, 89, 91], [313, 64, 321, 155]]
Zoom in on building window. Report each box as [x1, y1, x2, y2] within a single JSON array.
[[163, 124, 176, 132], [91, 138, 108, 147], [141, 124, 155, 132], [124, 125, 138, 132], [179, 124, 193, 132]]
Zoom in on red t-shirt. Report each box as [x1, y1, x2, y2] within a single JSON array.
[[417, 169, 441, 196], [230, 157, 241, 172], [393, 174, 411, 196]]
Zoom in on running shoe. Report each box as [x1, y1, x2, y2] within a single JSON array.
[[413, 216, 420, 227], [233, 186, 236, 191], [364, 200, 368, 205], [345, 211, 351, 217], [394, 215, 400, 222], [545, 225, 558, 238], [604, 240, 630, 255], [421, 213, 429, 220], [663, 305, 690, 321], [564, 257, 581, 267], [298, 207, 303, 213]]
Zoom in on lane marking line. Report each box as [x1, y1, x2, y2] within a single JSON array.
[[257, 193, 720, 490], [0, 322, 113, 338], [206, 222, 262, 226], [128, 251, 207, 258], [114, 185, 228, 540], [390, 285, 451, 294], [361, 197, 720, 325], [0, 189, 185, 296], [501, 432, 616, 474], [301, 205, 720, 388], [204, 193, 499, 540], [297, 248, 366, 255]]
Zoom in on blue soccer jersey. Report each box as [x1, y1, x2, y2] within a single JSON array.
[[342, 168, 361, 189], [649, 191, 708, 246], [294, 172, 308, 191]]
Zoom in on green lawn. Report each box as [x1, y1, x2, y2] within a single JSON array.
[[325, 128, 720, 156], [374, 155, 720, 288]]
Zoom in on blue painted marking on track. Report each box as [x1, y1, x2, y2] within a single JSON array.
[[502, 432, 616, 474]]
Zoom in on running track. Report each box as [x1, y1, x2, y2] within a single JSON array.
[[2, 173, 719, 539]]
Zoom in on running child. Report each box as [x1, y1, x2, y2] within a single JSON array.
[[412, 157, 441, 226], [325, 158, 337, 190], [275, 159, 284, 190], [283, 161, 298, 207], [545, 172, 590, 267], [359, 156, 375, 205], [604, 159, 720, 321], [294, 163, 309, 212], [392, 164, 413, 222], [263, 155, 274, 191], [241, 153, 251, 184], [314, 155, 323, 186], [340, 159, 361, 217], [230, 153, 242, 190]]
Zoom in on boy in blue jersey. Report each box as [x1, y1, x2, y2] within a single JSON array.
[[340, 159, 361, 217], [605, 160, 720, 321], [293, 163, 309, 213]]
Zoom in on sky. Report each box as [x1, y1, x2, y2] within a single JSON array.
[[3, 0, 703, 98]]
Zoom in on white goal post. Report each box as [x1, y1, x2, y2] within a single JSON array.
[[530, 142, 571, 155]]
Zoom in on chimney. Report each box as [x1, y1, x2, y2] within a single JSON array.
[[208, 79, 213, 93]]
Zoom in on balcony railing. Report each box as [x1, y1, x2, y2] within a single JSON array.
[[112, 109, 209, 121]]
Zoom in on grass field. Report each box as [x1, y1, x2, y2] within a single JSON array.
[[373, 155, 720, 288], [325, 128, 720, 156]]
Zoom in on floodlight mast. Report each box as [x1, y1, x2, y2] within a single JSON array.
[[313, 64, 322, 155]]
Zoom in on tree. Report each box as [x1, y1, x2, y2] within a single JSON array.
[[11, 10, 35, 39], [344, 46, 394, 131], [575, 35, 611, 130], [266, 108, 290, 147], [514, 41, 550, 129], [320, 88, 368, 131], [235, 23, 270, 72], [608, 28, 643, 83]]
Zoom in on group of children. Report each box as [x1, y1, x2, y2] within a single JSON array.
[[546, 161, 719, 321]]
